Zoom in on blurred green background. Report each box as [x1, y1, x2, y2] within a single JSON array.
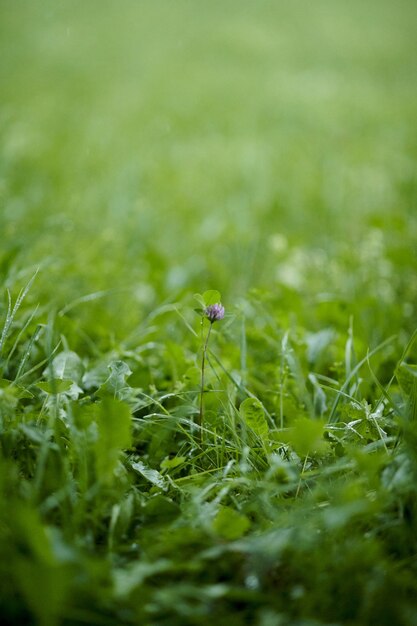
[[1, 0, 417, 339]]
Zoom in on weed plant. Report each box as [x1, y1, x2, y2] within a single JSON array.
[[1, 1, 417, 625]]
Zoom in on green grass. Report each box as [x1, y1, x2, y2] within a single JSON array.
[[1, 1, 417, 624]]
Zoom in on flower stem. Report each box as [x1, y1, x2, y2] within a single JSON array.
[[199, 321, 212, 433]]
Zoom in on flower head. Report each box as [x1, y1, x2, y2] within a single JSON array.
[[204, 303, 225, 323]]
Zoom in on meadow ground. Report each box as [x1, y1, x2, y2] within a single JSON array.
[[1, 1, 417, 624]]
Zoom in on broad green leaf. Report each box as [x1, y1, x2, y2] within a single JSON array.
[[14, 559, 69, 626], [306, 329, 335, 364], [193, 293, 206, 308], [202, 290, 221, 306], [143, 494, 180, 521], [114, 559, 172, 598], [395, 362, 417, 395], [0, 379, 19, 414], [0, 378, 32, 399], [98, 360, 132, 397], [239, 397, 269, 439], [212, 506, 250, 540], [13, 509, 72, 624], [36, 379, 73, 395], [131, 460, 167, 490], [47, 350, 84, 383], [183, 366, 200, 386], [72, 403, 96, 429], [81, 361, 110, 390], [14, 505, 57, 566], [395, 363, 417, 420], [94, 398, 132, 483], [19, 423, 47, 443], [354, 418, 382, 442], [281, 417, 327, 457], [160, 456, 186, 471]]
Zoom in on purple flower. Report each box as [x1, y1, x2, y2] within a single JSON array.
[[204, 303, 225, 323]]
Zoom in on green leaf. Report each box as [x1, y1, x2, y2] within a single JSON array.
[[160, 456, 186, 471], [308, 373, 327, 416], [143, 494, 180, 521], [36, 379, 73, 395], [14, 505, 57, 566], [281, 417, 327, 457], [131, 460, 167, 490], [194, 290, 222, 312], [202, 290, 221, 306], [396, 362, 417, 396], [0, 379, 32, 399], [193, 293, 206, 308], [395, 363, 417, 420], [94, 398, 132, 483], [212, 506, 250, 540], [14, 558, 69, 626], [72, 403, 96, 429], [48, 350, 84, 383], [97, 360, 132, 397], [183, 366, 200, 386], [114, 559, 172, 598], [239, 397, 269, 439], [19, 424, 47, 443]]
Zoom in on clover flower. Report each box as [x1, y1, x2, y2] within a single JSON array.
[[204, 303, 225, 323]]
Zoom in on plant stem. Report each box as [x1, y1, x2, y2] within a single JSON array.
[[199, 321, 212, 432]]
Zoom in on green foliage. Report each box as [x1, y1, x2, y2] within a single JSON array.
[[94, 398, 132, 484], [239, 397, 269, 440], [36, 380, 73, 395], [1, 0, 417, 624], [281, 417, 328, 457], [212, 506, 250, 540], [194, 290, 222, 309]]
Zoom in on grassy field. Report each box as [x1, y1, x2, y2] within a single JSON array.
[[1, 1, 417, 624]]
